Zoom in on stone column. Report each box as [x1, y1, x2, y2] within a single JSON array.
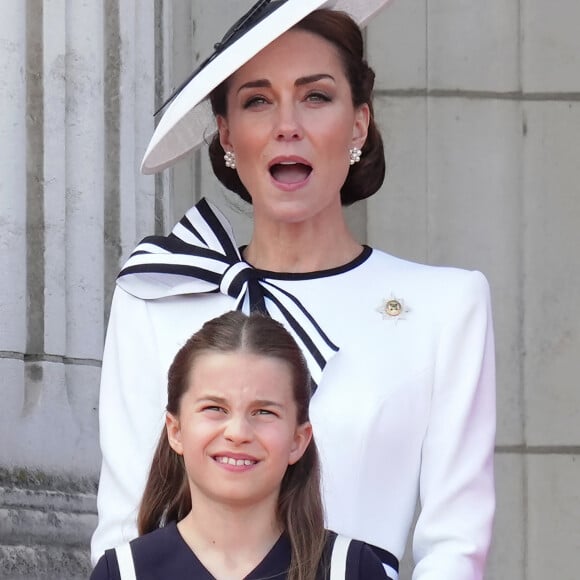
[[0, 2, 27, 436], [0, 1, 156, 577]]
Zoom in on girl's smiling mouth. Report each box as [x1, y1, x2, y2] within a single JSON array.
[[214, 455, 258, 467]]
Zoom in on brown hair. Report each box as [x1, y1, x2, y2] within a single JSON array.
[[208, 8, 385, 206], [138, 311, 326, 580]]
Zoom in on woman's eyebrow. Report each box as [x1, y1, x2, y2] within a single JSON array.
[[295, 73, 335, 86], [237, 79, 271, 93], [236, 73, 335, 94]]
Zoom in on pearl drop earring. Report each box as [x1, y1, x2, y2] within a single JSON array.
[[224, 151, 236, 169], [349, 147, 362, 165]]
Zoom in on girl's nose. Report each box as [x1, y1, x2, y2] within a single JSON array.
[[223, 415, 253, 444]]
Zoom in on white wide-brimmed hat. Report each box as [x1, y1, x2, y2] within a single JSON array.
[[141, 0, 392, 174]]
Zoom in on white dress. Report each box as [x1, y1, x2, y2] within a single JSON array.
[[91, 199, 496, 580]]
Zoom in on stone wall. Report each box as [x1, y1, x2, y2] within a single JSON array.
[[0, 1, 156, 576]]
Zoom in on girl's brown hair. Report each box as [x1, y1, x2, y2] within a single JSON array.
[[208, 8, 385, 206], [138, 311, 326, 580]]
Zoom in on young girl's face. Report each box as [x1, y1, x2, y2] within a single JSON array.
[[166, 350, 312, 509]]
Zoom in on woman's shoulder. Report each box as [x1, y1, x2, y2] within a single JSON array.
[[367, 247, 490, 296]]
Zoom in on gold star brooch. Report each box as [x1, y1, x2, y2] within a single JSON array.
[[376, 295, 410, 321]]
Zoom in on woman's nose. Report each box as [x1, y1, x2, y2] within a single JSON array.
[[275, 102, 303, 141], [223, 415, 253, 444]]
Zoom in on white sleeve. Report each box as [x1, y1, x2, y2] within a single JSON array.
[[412, 270, 496, 579], [90, 287, 166, 565]]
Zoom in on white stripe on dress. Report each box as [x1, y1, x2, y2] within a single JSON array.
[[115, 542, 137, 580], [330, 534, 351, 580], [384, 562, 399, 579]]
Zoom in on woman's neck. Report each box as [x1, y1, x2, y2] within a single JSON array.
[[177, 498, 282, 578], [244, 210, 362, 273]]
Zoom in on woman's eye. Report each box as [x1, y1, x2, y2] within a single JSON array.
[[306, 92, 331, 103], [243, 95, 269, 108]]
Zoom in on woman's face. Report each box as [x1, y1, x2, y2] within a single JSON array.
[[217, 29, 369, 227], [166, 351, 311, 509]]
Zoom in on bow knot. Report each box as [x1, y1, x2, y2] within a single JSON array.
[[220, 261, 256, 299], [116, 198, 338, 385]]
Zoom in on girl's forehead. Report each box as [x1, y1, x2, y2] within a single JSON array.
[[186, 351, 294, 393]]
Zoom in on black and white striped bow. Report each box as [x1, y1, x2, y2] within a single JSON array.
[[116, 197, 338, 385]]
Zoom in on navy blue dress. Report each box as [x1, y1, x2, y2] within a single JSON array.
[[90, 523, 389, 579]]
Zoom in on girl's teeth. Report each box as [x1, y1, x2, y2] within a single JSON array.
[[217, 457, 255, 466]]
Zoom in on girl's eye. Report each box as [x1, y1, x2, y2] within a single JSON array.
[[203, 406, 225, 413]]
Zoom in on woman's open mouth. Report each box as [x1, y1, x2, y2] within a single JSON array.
[[269, 160, 312, 185]]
